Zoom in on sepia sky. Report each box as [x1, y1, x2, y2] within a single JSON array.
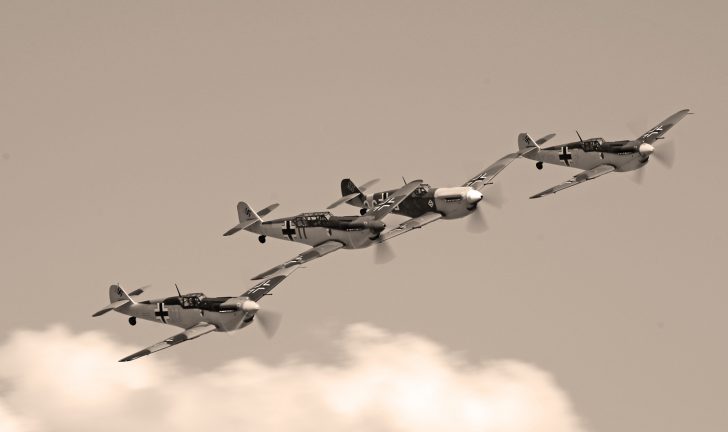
[[1, 1, 726, 431]]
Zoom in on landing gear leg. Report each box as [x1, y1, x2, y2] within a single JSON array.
[[536, 161, 543, 170], [258, 235, 266, 244], [128, 317, 137, 326]]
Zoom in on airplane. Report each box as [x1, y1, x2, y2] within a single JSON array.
[[92, 268, 296, 362], [223, 179, 424, 280], [327, 136, 555, 237], [519, 109, 691, 199]]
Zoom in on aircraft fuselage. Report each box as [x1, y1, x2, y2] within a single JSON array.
[[523, 139, 648, 172], [116, 294, 255, 332]]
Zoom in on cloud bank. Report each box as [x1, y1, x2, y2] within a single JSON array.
[[0, 324, 585, 432]]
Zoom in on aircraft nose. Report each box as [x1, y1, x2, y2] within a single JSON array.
[[242, 300, 260, 313], [465, 189, 483, 204], [639, 143, 655, 157]]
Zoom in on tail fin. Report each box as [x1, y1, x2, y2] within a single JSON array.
[[109, 284, 133, 303], [93, 284, 134, 317], [224, 201, 263, 236], [328, 179, 366, 209], [518, 133, 541, 153]]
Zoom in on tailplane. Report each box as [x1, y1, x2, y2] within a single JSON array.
[[517, 133, 542, 154], [93, 284, 136, 317], [224, 201, 268, 236], [328, 178, 367, 209]]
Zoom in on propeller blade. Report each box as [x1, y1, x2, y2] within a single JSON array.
[[484, 183, 505, 209], [466, 206, 488, 233], [374, 241, 395, 264], [632, 167, 646, 185], [358, 178, 380, 192], [256, 310, 282, 338], [653, 140, 676, 168]]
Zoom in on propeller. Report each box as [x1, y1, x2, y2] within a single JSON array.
[[221, 299, 282, 338], [256, 310, 282, 338], [483, 183, 505, 209], [466, 205, 488, 233], [632, 166, 646, 185], [374, 241, 395, 264], [652, 140, 676, 168]]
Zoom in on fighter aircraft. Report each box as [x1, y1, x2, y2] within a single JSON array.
[[327, 135, 555, 237], [519, 109, 691, 199], [224, 180, 423, 279], [93, 268, 295, 362]]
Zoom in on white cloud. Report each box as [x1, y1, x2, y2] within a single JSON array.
[[0, 324, 586, 432]]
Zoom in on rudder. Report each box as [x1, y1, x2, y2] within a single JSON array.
[[109, 284, 133, 303]]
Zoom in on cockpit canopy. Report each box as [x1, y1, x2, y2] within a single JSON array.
[[181, 293, 206, 308], [293, 211, 332, 227], [582, 138, 604, 152], [413, 184, 431, 196]]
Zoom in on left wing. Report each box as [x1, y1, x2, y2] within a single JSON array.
[[637, 109, 691, 144], [251, 240, 345, 280], [243, 266, 299, 299], [464, 133, 555, 190], [119, 322, 217, 362], [530, 164, 615, 199], [378, 211, 443, 242], [366, 179, 422, 220]]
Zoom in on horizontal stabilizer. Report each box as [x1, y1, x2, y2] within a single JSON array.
[[257, 203, 279, 218], [92, 299, 130, 317], [224, 201, 263, 236], [536, 133, 556, 145], [223, 219, 260, 236], [328, 192, 361, 209]]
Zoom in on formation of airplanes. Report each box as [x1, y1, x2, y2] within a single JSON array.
[[94, 109, 691, 361]]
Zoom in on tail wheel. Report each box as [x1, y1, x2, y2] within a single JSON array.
[[536, 161, 543, 170], [258, 235, 267, 244], [360, 208, 367, 216], [128, 317, 137, 326]]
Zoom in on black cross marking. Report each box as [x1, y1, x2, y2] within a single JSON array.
[[559, 147, 572, 166], [282, 220, 296, 240], [155, 303, 169, 324]]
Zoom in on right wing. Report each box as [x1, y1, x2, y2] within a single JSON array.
[[378, 211, 443, 242], [251, 240, 345, 280], [119, 322, 217, 362], [530, 164, 615, 199]]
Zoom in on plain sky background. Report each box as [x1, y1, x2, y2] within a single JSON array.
[[1, 1, 726, 431]]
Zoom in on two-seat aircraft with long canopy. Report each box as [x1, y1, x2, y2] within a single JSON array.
[[519, 109, 691, 198], [93, 268, 296, 362], [223, 180, 423, 280]]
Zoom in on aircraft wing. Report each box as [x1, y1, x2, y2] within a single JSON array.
[[463, 152, 524, 190], [118, 322, 217, 362], [637, 109, 691, 144], [242, 266, 298, 300], [378, 211, 443, 242], [529, 164, 615, 199], [251, 240, 345, 280], [367, 179, 423, 220], [463, 133, 555, 191]]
